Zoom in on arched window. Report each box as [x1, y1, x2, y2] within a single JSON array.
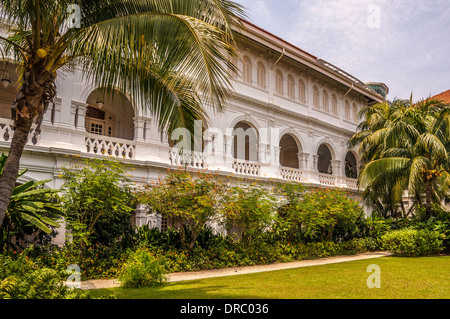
[[280, 134, 300, 169], [275, 70, 284, 95], [313, 86, 320, 109], [345, 100, 351, 120], [323, 90, 329, 113], [233, 121, 258, 162], [287, 75, 295, 99], [229, 55, 238, 80], [242, 56, 252, 84], [352, 103, 358, 122], [332, 94, 338, 116], [345, 151, 358, 178], [317, 144, 333, 175], [257, 62, 266, 89], [298, 79, 306, 103]]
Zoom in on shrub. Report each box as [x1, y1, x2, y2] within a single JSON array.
[[381, 228, 445, 257], [139, 170, 223, 250], [0, 250, 88, 299], [277, 187, 364, 242], [28, 243, 128, 280], [61, 158, 136, 247], [119, 247, 167, 288], [221, 184, 277, 244]]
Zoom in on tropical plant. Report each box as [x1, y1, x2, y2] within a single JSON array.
[[221, 183, 277, 244], [60, 157, 135, 247], [350, 96, 450, 219], [0, 249, 88, 299], [118, 246, 167, 288], [0, 154, 62, 251], [139, 170, 223, 250], [381, 228, 445, 257], [0, 0, 246, 228]]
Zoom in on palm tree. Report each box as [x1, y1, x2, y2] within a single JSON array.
[[0, 0, 246, 228], [351, 96, 450, 219]]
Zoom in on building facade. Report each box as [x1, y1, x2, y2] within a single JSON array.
[[0, 20, 386, 241]]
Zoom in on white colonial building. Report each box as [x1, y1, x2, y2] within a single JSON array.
[[0, 19, 387, 240]]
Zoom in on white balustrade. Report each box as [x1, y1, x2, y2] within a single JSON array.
[[280, 166, 304, 182], [345, 177, 358, 189], [319, 173, 336, 186], [233, 160, 261, 176], [0, 118, 40, 146], [169, 148, 204, 169], [85, 134, 136, 159]]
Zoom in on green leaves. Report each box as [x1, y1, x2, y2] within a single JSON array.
[[0, 153, 62, 237], [352, 96, 450, 218], [60, 157, 136, 246]]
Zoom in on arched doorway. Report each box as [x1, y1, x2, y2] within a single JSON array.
[[345, 151, 358, 179], [317, 144, 333, 174], [233, 121, 258, 162], [0, 61, 17, 120], [85, 88, 135, 140], [279, 134, 299, 169]]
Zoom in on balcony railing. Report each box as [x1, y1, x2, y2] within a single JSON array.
[[0, 118, 40, 146], [85, 134, 136, 159], [345, 177, 358, 189], [280, 166, 304, 182], [169, 148, 205, 169], [232, 159, 261, 176], [319, 173, 336, 186]]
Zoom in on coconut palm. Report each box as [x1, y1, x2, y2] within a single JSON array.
[[351, 96, 450, 219], [0, 0, 246, 227]]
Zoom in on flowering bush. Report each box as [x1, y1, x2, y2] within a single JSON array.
[[139, 170, 223, 250]]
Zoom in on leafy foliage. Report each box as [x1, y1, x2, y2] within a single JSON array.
[[118, 247, 167, 288], [221, 183, 277, 244], [0, 248, 88, 299], [0, 154, 62, 251], [381, 228, 445, 257], [350, 96, 450, 218], [139, 170, 223, 250], [60, 158, 136, 247]]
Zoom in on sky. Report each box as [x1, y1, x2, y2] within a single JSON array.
[[234, 0, 450, 101]]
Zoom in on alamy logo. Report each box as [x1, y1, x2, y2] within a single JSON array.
[[66, 4, 81, 29], [66, 264, 81, 289], [367, 4, 381, 29], [366, 264, 381, 288]]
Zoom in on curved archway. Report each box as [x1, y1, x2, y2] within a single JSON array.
[[85, 88, 135, 140], [345, 151, 358, 178], [233, 121, 258, 162], [0, 60, 19, 120], [317, 143, 333, 174], [279, 134, 299, 169]]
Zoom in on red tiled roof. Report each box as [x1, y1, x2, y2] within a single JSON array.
[[429, 89, 450, 103]]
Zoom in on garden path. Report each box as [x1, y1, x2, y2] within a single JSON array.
[[80, 251, 391, 290]]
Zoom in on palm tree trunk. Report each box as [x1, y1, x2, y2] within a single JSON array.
[[0, 66, 55, 228], [0, 116, 33, 227]]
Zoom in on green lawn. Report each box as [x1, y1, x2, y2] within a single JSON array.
[[90, 256, 449, 299]]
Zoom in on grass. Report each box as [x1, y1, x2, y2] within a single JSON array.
[[89, 256, 449, 299]]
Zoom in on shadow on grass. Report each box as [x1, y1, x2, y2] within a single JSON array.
[[91, 280, 266, 299]]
